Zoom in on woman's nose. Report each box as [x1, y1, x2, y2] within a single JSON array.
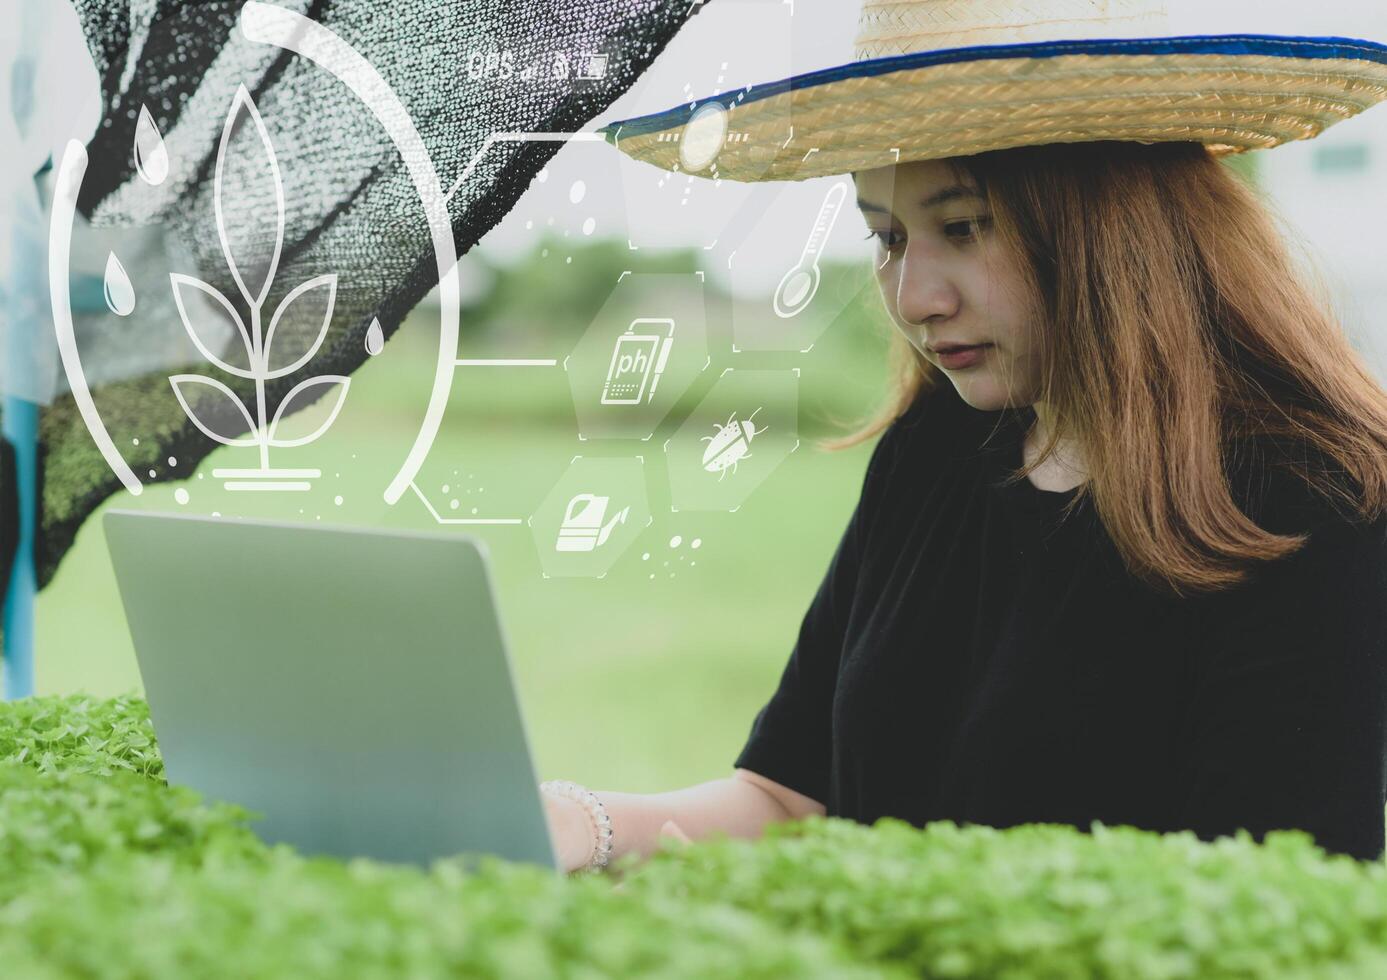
[[895, 249, 961, 326]]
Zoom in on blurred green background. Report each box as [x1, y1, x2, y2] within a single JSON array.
[[36, 240, 900, 794]]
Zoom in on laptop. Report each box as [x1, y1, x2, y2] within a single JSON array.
[[102, 509, 559, 872]]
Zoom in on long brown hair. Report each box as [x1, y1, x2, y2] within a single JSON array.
[[829, 140, 1387, 598]]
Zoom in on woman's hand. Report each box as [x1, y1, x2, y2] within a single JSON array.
[[541, 786, 693, 874], [541, 789, 597, 873], [658, 820, 691, 845]]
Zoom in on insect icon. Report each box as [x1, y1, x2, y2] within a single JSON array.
[[701, 407, 765, 481]]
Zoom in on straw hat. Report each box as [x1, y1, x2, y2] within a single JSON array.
[[599, 0, 1387, 182]]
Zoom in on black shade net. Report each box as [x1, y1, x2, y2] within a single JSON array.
[[1, 0, 699, 604]]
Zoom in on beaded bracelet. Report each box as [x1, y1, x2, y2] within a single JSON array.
[[540, 779, 613, 873]]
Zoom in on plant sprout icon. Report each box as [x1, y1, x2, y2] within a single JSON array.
[[167, 84, 349, 491], [51, 4, 451, 507]]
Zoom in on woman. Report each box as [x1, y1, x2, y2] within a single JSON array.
[[542, 2, 1387, 871]]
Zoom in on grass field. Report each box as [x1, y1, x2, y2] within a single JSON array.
[[35, 278, 897, 794]]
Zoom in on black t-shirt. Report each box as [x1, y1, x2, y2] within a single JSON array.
[[735, 381, 1387, 861]]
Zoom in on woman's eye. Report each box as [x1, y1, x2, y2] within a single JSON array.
[[863, 229, 902, 250], [945, 216, 991, 242]]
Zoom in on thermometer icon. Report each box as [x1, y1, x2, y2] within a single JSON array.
[[773, 180, 849, 319]]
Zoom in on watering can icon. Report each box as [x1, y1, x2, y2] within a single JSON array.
[[555, 492, 630, 552]]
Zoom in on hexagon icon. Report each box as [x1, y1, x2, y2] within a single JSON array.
[[710, 169, 894, 353], [529, 456, 651, 578], [664, 369, 799, 512], [566, 272, 709, 440]]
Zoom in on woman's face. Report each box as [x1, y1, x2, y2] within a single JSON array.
[[854, 159, 1042, 411]]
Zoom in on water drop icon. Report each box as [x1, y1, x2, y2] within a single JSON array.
[[365, 317, 384, 355], [103, 253, 135, 316], [133, 105, 169, 186]]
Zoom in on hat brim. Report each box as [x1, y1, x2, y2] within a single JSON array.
[[600, 33, 1387, 182]]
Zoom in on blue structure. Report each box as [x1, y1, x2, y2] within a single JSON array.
[[2, 395, 37, 700], [1, 0, 104, 701], [2, 156, 43, 700]]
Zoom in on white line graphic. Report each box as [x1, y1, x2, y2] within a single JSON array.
[[443, 132, 605, 204], [212, 468, 321, 478], [409, 481, 523, 525], [223, 481, 312, 491], [49, 141, 144, 495], [454, 359, 559, 367]]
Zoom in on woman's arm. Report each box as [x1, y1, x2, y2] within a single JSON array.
[[543, 768, 826, 872]]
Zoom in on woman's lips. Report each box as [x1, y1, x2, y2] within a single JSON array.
[[935, 344, 991, 369]]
